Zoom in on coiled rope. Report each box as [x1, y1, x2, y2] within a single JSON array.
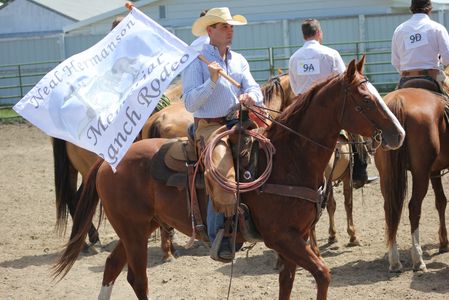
[[202, 126, 276, 193]]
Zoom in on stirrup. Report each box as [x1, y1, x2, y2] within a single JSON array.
[[209, 229, 233, 263]]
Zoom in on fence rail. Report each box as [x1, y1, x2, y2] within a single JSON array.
[[0, 39, 400, 117]]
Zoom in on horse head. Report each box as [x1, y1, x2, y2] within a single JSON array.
[[261, 73, 295, 116], [341, 55, 405, 151]]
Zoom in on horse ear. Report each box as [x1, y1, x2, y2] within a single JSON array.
[[356, 54, 366, 74], [345, 59, 356, 82]]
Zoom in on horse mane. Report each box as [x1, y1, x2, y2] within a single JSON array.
[[266, 73, 341, 141], [261, 74, 287, 106]]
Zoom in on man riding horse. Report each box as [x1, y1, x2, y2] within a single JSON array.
[[182, 7, 263, 262], [392, 0, 449, 94], [288, 18, 372, 188]]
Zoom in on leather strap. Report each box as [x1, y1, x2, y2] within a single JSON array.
[[401, 69, 439, 79], [186, 163, 208, 241], [259, 183, 323, 203], [194, 117, 226, 127]]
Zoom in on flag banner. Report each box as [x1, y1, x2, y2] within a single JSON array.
[[14, 7, 198, 171]]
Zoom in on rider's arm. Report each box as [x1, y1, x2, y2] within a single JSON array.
[[391, 30, 401, 72], [239, 56, 263, 106], [288, 56, 302, 96], [182, 59, 216, 113], [437, 26, 449, 66], [333, 52, 346, 74]]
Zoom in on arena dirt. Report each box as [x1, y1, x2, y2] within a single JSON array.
[[0, 123, 448, 299]]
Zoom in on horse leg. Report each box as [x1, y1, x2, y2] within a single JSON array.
[[387, 239, 402, 273], [430, 176, 449, 253], [277, 254, 297, 300], [160, 226, 177, 262], [98, 220, 159, 300], [326, 187, 337, 244], [272, 237, 330, 300], [408, 174, 430, 272], [99, 239, 126, 300], [309, 225, 321, 257], [124, 236, 150, 300], [342, 176, 359, 246]]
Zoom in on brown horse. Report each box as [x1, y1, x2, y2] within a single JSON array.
[[51, 75, 291, 256], [374, 87, 449, 272], [156, 74, 364, 259], [54, 57, 404, 300]]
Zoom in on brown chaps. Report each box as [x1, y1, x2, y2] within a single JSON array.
[[195, 120, 236, 217]]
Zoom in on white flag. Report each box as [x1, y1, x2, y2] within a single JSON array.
[[14, 7, 198, 171]]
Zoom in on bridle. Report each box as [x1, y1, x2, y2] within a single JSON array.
[[249, 75, 383, 153]]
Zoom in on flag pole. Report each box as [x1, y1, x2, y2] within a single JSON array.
[[124, 2, 241, 89]]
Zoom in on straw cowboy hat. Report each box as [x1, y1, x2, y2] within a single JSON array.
[[192, 7, 247, 36]]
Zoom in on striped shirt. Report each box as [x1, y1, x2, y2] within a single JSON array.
[[391, 13, 449, 72], [182, 44, 263, 118]]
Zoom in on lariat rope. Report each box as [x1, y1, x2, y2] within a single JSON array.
[[204, 126, 276, 192]]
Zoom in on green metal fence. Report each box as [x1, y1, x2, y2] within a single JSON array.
[[0, 39, 399, 119]]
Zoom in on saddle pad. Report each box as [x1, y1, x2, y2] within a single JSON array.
[[150, 140, 204, 189]]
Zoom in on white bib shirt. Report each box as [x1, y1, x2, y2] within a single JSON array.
[[288, 40, 346, 95], [391, 13, 449, 72]]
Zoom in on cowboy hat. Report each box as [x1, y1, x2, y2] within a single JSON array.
[[192, 7, 247, 37]]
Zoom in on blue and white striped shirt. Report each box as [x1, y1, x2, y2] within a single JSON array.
[[182, 44, 263, 118]]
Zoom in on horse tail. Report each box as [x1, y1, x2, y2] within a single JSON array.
[[52, 158, 103, 279], [383, 97, 408, 248], [52, 138, 77, 235]]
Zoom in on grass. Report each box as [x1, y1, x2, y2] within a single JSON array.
[[0, 107, 25, 124]]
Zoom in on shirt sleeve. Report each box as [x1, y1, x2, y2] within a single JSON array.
[[240, 57, 263, 105], [437, 26, 449, 66], [182, 58, 216, 113], [391, 30, 401, 72], [333, 52, 346, 74], [288, 56, 301, 96]]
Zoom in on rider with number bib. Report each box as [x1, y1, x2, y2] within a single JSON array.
[[391, 0, 449, 93], [288, 19, 372, 188], [288, 18, 345, 97]]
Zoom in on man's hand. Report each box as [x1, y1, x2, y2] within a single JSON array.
[[239, 93, 256, 108], [207, 61, 222, 83]]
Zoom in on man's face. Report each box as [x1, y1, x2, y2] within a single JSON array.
[[207, 22, 234, 47]]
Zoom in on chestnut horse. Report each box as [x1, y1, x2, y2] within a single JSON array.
[[374, 87, 449, 272], [51, 75, 291, 255], [54, 57, 404, 299]]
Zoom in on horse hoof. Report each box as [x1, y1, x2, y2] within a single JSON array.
[[162, 255, 176, 263], [439, 246, 449, 253], [347, 239, 361, 247], [389, 263, 403, 273], [328, 237, 338, 244], [81, 243, 99, 255], [413, 263, 427, 273]]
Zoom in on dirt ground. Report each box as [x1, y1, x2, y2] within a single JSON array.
[[0, 123, 448, 300]]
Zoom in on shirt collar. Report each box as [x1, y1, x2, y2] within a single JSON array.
[[411, 13, 430, 21], [304, 39, 320, 46], [204, 44, 233, 60]]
